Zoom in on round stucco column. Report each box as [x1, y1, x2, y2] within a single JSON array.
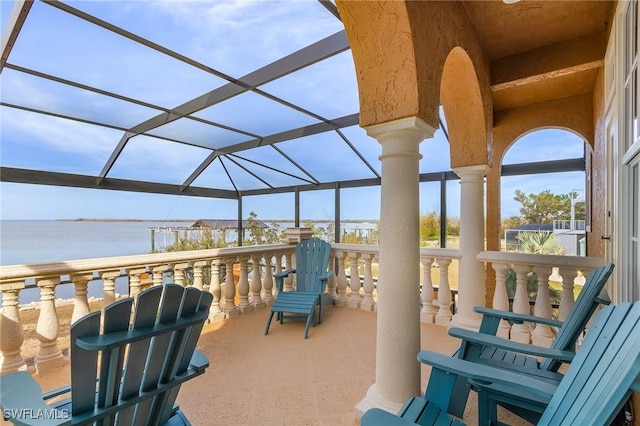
[[357, 117, 435, 414], [450, 164, 490, 330]]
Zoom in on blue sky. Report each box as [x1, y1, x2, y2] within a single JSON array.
[[0, 1, 586, 222]]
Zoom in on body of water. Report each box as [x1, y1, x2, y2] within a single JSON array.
[[0, 220, 193, 304]]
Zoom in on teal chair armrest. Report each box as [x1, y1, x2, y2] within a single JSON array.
[[189, 349, 209, 372], [474, 306, 564, 328], [0, 371, 72, 426], [449, 328, 576, 362], [274, 269, 295, 292], [418, 351, 557, 401]]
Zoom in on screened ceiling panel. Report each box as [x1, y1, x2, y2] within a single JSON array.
[[1, 69, 162, 129], [226, 145, 315, 181], [192, 90, 322, 137], [147, 117, 253, 150], [0, 106, 123, 175], [190, 159, 239, 192], [9, 1, 228, 108], [278, 131, 379, 182], [338, 125, 382, 175], [259, 50, 359, 120], [106, 135, 212, 185]]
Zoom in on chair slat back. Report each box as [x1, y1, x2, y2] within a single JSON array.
[[294, 238, 331, 293], [542, 263, 614, 371], [68, 284, 212, 425], [539, 301, 640, 425]]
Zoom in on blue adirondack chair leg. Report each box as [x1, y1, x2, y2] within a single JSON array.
[[264, 238, 333, 339]]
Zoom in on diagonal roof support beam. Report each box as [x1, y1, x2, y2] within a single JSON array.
[[1, 0, 32, 73], [180, 113, 358, 190], [98, 30, 350, 183]]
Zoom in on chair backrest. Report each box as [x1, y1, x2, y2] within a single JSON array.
[[542, 263, 614, 371], [539, 300, 640, 425], [70, 284, 212, 424], [294, 238, 331, 293]]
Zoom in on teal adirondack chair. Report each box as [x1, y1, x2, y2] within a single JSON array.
[[264, 238, 334, 339], [0, 284, 212, 426], [361, 300, 640, 426], [438, 263, 614, 417]]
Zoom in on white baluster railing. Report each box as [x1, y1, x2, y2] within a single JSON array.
[[478, 251, 606, 346]]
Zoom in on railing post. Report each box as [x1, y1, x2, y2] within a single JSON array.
[[70, 273, 92, 325], [208, 259, 225, 323], [420, 257, 436, 323], [335, 251, 348, 307], [490, 262, 511, 339], [262, 253, 275, 306], [100, 270, 120, 311], [347, 252, 362, 309], [0, 282, 26, 374], [223, 258, 239, 318], [361, 253, 376, 312], [510, 264, 532, 343], [250, 254, 266, 309], [35, 277, 66, 372], [532, 266, 555, 347], [435, 258, 453, 325], [236, 257, 253, 314]]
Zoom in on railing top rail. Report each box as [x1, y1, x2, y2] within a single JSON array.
[[0, 244, 294, 282], [478, 250, 605, 269]]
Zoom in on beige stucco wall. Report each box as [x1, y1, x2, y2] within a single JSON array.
[[336, 1, 492, 168]]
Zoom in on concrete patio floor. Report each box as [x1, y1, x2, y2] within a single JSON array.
[[15, 305, 532, 426]]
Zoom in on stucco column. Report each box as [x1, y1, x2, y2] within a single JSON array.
[[450, 165, 490, 330], [357, 117, 434, 414]]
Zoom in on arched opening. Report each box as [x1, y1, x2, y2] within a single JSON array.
[[500, 128, 588, 257]]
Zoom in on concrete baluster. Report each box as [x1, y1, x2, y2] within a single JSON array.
[[262, 253, 275, 305], [532, 266, 555, 347], [284, 252, 294, 291], [152, 265, 165, 286], [435, 258, 453, 325], [128, 268, 148, 299], [70, 274, 92, 325], [173, 263, 189, 287], [237, 257, 253, 314], [208, 259, 225, 323], [193, 261, 206, 290], [361, 253, 376, 312], [223, 258, 239, 318], [347, 252, 362, 309], [558, 269, 579, 322], [0, 282, 26, 374], [510, 264, 532, 343], [273, 254, 283, 297], [250, 254, 265, 309], [491, 262, 511, 339], [335, 251, 348, 307], [101, 271, 120, 311], [35, 277, 66, 372], [326, 253, 338, 299], [420, 257, 436, 323]]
